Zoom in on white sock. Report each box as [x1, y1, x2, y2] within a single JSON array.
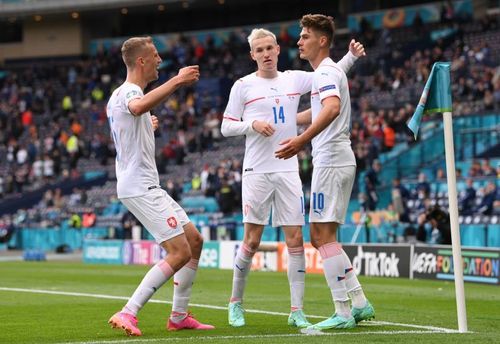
[[318, 242, 350, 318], [171, 259, 199, 322], [287, 246, 305, 311], [334, 300, 351, 318], [341, 250, 367, 308], [122, 260, 174, 316], [230, 243, 255, 302]]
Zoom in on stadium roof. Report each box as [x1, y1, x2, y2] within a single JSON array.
[[0, 0, 183, 16]]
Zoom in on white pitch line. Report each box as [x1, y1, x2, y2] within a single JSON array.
[[0, 287, 461, 334], [54, 330, 458, 344]]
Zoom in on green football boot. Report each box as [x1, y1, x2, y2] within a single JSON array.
[[309, 313, 356, 330], [288, 309, 312, 328], [351, 301, 375, 323], [228, 301, 245, 327]]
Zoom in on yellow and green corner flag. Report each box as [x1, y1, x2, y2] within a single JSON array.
[[407, 62, 452, 139]]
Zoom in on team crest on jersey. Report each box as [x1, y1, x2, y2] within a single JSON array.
[[275, 98, 280, 104], [167, 216, 178, 228]]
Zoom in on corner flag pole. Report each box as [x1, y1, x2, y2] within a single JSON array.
[[408, 62, 467, 333], [443, 111, 467, 333]]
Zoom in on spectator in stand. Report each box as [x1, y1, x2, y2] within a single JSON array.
[[416, 172, 431, 199], [217, 177, 235, 215], [469, 160, 483, 177], [191, 173, 201, 191], [417, 204, 452, 245], [481, 159, 496, 176], [364, 160, 381, 211], [82, 210, 97, 228], [121, 211, 138, 240], [436, 168, 446, 181], [204, 110, 221, 142], [391, 178, 410, 223], [459, 178, 476, 216], [476, 181, 498, 215], [204, 165, 219, 197], [200, 164, 210, 193], [165, 179, 181, 202], [381, 118, 395, 152]]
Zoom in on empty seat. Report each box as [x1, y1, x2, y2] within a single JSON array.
[[490, 216, 498, 225], [486, 224, 500, 247], [460, 225, 486, 247]]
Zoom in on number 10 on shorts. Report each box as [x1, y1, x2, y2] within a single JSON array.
[[312, 192, 324, 212]]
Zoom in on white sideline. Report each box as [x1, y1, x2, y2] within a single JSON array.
[[55, 330, 459, 344], [0, 287, 462, 337]]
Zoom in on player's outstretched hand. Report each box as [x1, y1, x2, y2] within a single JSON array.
[[252, 120, 275, 137], [349, 39, 366, 58], [151, 115, 159, 131], [275, 136, 305, 159], [178, 65, 200, 85]]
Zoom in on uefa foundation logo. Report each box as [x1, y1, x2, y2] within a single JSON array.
[[412, 247, 499, 285]]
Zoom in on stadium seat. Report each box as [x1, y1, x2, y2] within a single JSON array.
[[490, 216, 498, 225], [486, 224, 500, 247], [460, 224, 486, 247]]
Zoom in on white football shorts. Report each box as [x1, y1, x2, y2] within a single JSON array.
[[242, 172, 305, 227], [309, 166, 356, 224], [121, 188, 188, 244]]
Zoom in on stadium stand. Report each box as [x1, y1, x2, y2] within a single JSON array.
[[0, 0, 498, 252]]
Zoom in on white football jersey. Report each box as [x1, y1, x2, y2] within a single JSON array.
[[223, 71, 312, 175], [310, 57, 356, 167], [106, 82, 159, 198]]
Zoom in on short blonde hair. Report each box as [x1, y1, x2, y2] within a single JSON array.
[[121, 36, 153, 68], [247, 28, 277, 50]]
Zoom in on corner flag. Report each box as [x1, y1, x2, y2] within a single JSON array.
[[408, 61, 468, 333], [407, 62, 452, 139]]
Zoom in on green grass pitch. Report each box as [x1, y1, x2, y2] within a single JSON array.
[[0, 261, 498, 343]]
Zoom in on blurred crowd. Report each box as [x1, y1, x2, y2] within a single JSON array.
[[0, 10, 499, 238]]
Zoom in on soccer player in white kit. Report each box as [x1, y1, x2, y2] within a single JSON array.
[[221, 28, 365, 328], [106, 36, 214, 336], [276, 15, 375, 330]]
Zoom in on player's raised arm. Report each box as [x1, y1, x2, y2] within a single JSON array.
[[129, 66, 200, 116], [336, 39, 366, 74]]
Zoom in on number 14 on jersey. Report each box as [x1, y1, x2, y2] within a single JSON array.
[[273, 106, 285, 124]]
